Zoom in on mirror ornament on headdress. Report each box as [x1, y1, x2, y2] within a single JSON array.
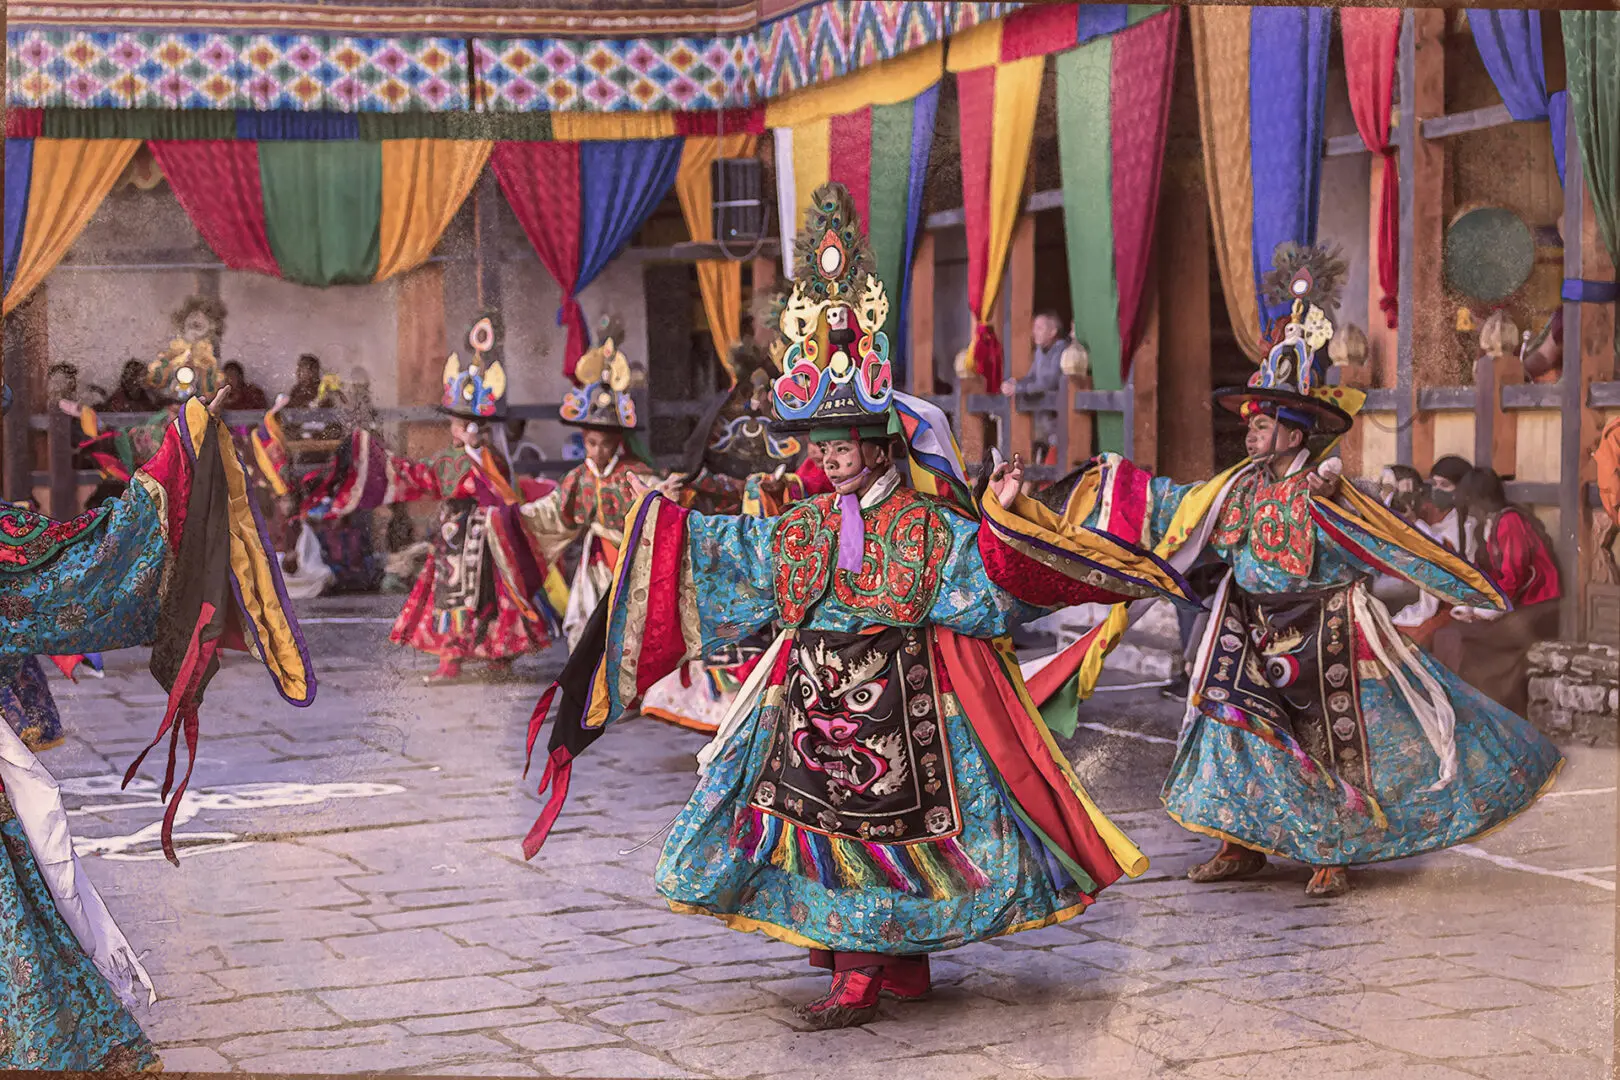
[[441, 313, 508, 420]]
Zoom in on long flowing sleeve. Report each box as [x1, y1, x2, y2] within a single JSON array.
[[303, 430, 445, 519], [1312, 484, 1508, 609], [519, 492, 775, 859], [513, 469, 586, 564]]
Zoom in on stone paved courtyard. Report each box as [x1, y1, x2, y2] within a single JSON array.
[[37, 598, 1617, 1078]]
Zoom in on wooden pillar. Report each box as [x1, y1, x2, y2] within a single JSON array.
[[908, 231, 936, 398], [1561, 119, 1618, 641], [1006, 215, 1036, 462], [1476, 348, 1522, 477], [398, 264, 447, 463], [1155, 164, 1213, 482], [1129, 283, 1161, 471], [1395, 9, 1446, 471], [3, 292, 48, 503]]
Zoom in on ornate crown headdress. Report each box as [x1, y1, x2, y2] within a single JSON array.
[[770, 183, 893, 435], [441, 313, 508, 420], [561, 320, 644, 430]]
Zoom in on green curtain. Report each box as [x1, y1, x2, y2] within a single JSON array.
[[1562, 11, 1620, 270], [258, 141, 383, 286], [867, 98, 917, 349], [40, 108, 236, 140], [1057, 38, 1125, 455]]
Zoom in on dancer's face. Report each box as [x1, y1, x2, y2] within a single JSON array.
[[583, 429, 621, 470], [818, 438, 888, 489], [1245, 414, 1303, 463]]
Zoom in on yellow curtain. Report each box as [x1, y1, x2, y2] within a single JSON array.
[[982, 54, 1044, 331], [4, 139, 139, 316], [550, 113, 679, 141], [765, 42, 945, 128], [1191, 6, 1264, 362], [375, 139, 492, 281], [676, 133, 758, 381]]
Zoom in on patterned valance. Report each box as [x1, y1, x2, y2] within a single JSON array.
[[7, 2, 1020, 112]]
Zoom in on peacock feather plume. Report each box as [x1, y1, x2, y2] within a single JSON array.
[[1262, 242, 1348, 318], [791, 182, 876, 305]]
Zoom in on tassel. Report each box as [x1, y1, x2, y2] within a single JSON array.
[[521, 746, 574, 860], [523, 682, 560, 779]]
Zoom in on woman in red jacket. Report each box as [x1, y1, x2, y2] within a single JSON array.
[[1431, 467, 1561, 715]]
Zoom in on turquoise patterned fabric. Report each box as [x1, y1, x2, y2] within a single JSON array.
[[0, 810, 158, 1071], [0, 659, 62, 751], [658, 697, 1089, 951], [1133, 463, 1562, 865], [1165, 653, 1562, 865], [609, 490, 1083, 951], [0, 484, 167, 660]]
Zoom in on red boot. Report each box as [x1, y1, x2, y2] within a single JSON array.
[[879, 956, 931, 1001], [423, 657, 463, 685], [798, 968, 882, 1030]]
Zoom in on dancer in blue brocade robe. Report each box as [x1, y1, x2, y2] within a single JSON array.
[[1025, 246, 1562, 900], [513, 184, 1200, 1030], [0, 392, 313, 1071]]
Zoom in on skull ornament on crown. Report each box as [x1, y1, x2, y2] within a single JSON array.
[[771, 183, 894, 438]]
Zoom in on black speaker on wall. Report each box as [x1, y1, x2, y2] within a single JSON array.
[[711, 157, 765, 245]]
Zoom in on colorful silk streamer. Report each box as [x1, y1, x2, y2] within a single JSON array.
[[1055, 8, 1180, 454]]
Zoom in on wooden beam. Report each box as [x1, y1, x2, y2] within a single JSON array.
[[924, 189, 1063, 232], [1419, 103, 1515, 141], [1324, 132, 1370, 158], [1129, 281, 1161, 471], [908, 230, 936, 397]]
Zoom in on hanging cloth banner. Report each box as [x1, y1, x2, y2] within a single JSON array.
[[376, 139, 492, 280], [1191, 5, 1331, 362], [1342, 8, 1401, 330], [767, 44, 944, 377], [492, 137, 684, 380], [3, 138, 139, 316], [675, 133, 759, 383], [1468, 10, 1567, 188], [155, 138, 485, 288], [1055, 8, 1180, 456], [1561, 11, 1620, 272]]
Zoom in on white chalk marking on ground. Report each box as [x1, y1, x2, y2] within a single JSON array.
[[294, 616, 399, 625], [1449, 843, 1616, 892], [1093, 680, 1174, 694], [1539, 786, 1618, 800], [60, 777, 405, 861], [1077, 720, 1179, 746]]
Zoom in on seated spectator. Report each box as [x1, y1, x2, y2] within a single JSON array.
[[222, 361, 270, 410], [98, 360, 166, 413], [1430, 466, 1562, 716], [286, 354, 323, 408], [1390, 462, 1470, 649], [1001, 311, 1069, 465]]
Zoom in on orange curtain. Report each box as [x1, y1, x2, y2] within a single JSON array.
[[4, 139, 139, 315], [675, 133, 758, 382], [375, 139, 491, 281]]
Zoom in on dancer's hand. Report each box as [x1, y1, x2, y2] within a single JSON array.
[[989, 454, 1024, 508], [1307, 458, 1343, 499], [207, 387, 230, 417], [58, 398, 82, 417], [271, 393, 290, 416]]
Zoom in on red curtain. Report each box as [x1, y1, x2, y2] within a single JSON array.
[[955, 65, 1003, 389], [150, 141, 280, 277], [1109, 8, 1180, 367], [1341, 8, 1402, 329], [491, 142, 588, 379]]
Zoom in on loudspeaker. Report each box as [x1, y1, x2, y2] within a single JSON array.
[[711, 158, 765, 245]]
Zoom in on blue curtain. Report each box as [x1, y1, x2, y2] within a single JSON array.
[[1549, 90, 1569, 186], [237, 110, 361, 141], [576, 137, 683, 291], [1078, 6, 1132, 43], [895, 82, 940, 385], [1247, 7, 1333, 325], [3, 138, 34, 299], [1469, 10, 1549, 121]]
